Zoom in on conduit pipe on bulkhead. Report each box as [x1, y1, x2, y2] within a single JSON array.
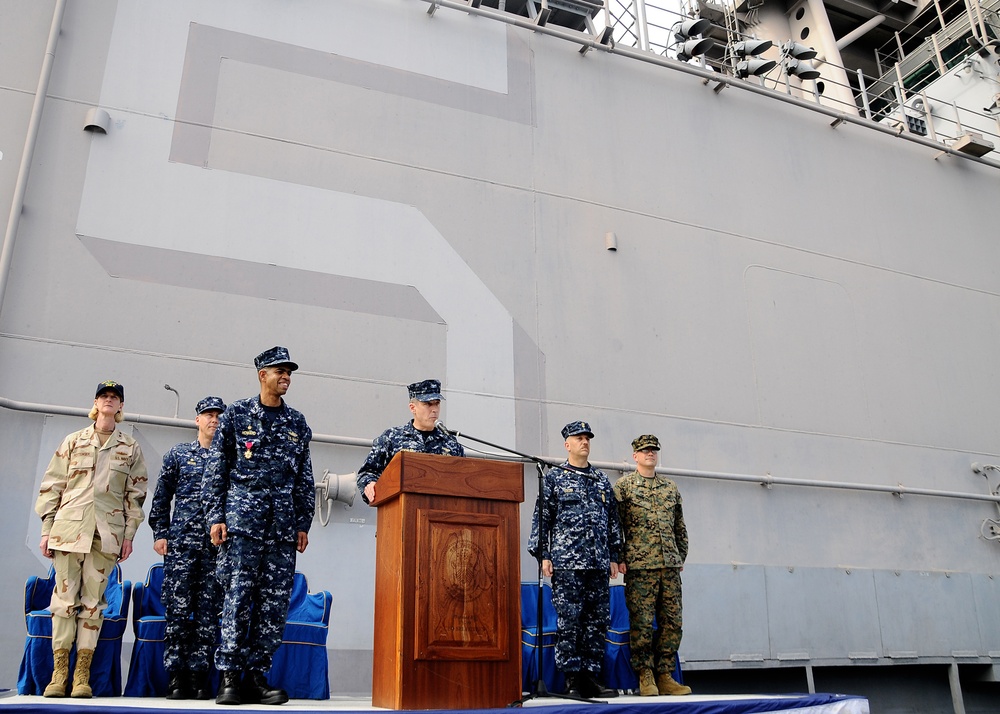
[[0, 395, 373, 446], [1, 394, 371, 529], [512, 455, 1000, 504], [577, 459, 1000, 503], [1, 395, 194, 430], [0, 0, 67, 318], [4, 394, 1000, 504]]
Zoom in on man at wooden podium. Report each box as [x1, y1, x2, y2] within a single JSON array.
[[528, 421, 624, 699], [356, 379, 464, 504]]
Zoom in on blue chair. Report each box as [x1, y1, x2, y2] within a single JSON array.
[[520, 580, 683, 694], [611, 584, 684, 690], [520, 582, 563, 694], [603, 584, 637, 689], [123, 562, 168, 696], [605, 583, 684, 690], [124, 561, 222, 697], [18, 563, 132, 696], [267, 571, 333, 700], [125, 567, 331, 700]]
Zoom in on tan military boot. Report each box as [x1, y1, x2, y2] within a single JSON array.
[[638, 669, 658, 696], [70, 648, 94, 698], [43, 649, 70, 698], [656, 672, 692, 696]]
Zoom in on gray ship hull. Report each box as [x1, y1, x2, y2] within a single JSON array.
[[1, 1, 998, 710]]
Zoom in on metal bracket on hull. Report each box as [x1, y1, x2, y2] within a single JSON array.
[[972, 462, 1000, 540], [524, 0, 551, 26]]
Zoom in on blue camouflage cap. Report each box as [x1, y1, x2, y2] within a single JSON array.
[[631, 434, 660, 451], [254, 346, 298, 371], [407, 379, 444, 402], [561, 420, 594, 439], [195, 396, 226, 415], [95, 380, 124, 400]]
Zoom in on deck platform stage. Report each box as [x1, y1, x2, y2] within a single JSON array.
[[0, 692, 868, 714]]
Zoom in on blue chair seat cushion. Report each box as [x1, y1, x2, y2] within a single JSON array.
[[25, 611, 54, 637], [282, 620, 329, 647], [26, 611, 128, 639], [134, 616, 166, 642], [605, 627, 630, 647]]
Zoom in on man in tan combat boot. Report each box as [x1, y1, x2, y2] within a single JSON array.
[[613, 434, 692, 696], [35, 381, 148, 697]]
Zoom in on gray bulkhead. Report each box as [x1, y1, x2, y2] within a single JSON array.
[[1, 0, 999, 708]]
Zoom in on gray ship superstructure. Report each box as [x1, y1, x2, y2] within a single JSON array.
[[1, 1, 999, 711]]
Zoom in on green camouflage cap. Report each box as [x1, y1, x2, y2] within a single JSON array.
[[631, 434, 660, 451]]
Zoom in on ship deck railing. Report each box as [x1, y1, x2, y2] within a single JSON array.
[[873, 0, 1000, 87], [427, 0, 1000, 167], [610, 0, 1000, 153]]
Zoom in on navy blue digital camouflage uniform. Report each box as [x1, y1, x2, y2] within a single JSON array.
[[356, 422, 464, 503], [149, 438, 222, 676], [528, 458, 623, 676], [202, 396, 314, 674]]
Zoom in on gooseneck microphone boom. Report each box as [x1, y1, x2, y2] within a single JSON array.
[[434, 420, 458, 437]]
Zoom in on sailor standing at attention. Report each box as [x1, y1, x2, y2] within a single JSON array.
[[203, 347, 315, 706], [149, 396, 227, 700], [528, 421, 624, 699]]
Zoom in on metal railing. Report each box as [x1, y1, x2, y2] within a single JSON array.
[[875, 0, 1000, 77], [560, 0, 1000, 163]]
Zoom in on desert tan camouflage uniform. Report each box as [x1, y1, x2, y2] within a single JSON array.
[[36, 424, 148, 649]]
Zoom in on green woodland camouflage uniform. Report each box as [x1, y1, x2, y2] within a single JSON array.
[[613, 442, 688, 676]]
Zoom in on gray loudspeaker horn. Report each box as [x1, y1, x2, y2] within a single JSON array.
[[315, 470, 357, 526]]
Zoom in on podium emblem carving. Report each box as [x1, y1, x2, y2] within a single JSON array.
[[416, 509, 508, 660]]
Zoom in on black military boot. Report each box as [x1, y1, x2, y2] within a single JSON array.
[[191, 670, 213, 700], [165, 670, 190, 700], [216, 671, 242, 705], [563, 673, 582, 698], [241, 671, 289, 705], [580, 671, 618, 699]]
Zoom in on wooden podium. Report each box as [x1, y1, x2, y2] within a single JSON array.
[[370, 451, 524, 709]]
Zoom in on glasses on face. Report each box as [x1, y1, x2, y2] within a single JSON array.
[[638, 449, 657, 454]]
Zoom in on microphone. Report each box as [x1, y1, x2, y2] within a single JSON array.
[[435, 420, 455, 436]]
